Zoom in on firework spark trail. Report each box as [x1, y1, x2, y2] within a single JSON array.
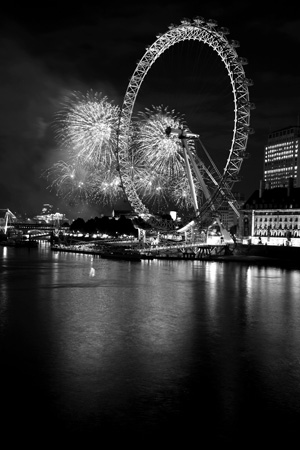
[[46, 97, 204, 214], [44, 90, 124, 207], [44, 160, 96, 204], [134, 105, 187, 177], [44, 159, 123, 206], [135, 172, 169, 206], [169, 170, 203, 211], [97, 170, 123, 205], [54, 90, 120, 168], [130, 105, 201, 212]]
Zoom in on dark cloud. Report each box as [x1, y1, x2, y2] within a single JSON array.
[[0, 1, 299, 218]]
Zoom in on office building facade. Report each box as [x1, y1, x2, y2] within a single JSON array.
[[264, 126, 300, 189]]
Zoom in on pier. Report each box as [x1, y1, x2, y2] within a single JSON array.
[[137, 241, 229, 259]]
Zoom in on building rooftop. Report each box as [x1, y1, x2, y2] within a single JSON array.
[[268, 125, 300, 138], [244, 186, 300, 210]]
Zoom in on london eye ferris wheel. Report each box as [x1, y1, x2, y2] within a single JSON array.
[[116, 16, 254, 230]]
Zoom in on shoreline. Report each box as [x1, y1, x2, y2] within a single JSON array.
[[50, 243, 300, 268]]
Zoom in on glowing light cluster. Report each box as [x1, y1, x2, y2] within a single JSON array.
[[54, 90, 120, 167], [45, 160, 97, 204], [45, 90, 123, 206], [134, 106, 186, 177], [129, 105, 199, 211], [45, 96, 201, 213]]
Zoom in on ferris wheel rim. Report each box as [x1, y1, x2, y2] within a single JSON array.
[[116, 17, 252, 216]]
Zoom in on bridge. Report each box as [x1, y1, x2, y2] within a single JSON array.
[[13, 223, 69, 240], [0, 209, 17, 234], [0, 208, 65, 233]]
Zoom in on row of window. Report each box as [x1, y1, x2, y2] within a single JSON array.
[[265, 166, 297, 173], [255, 217, 299, 222], [255, 231, 300, 237], [255, 225, 299, 230], [265, 149, 298, 158], [266, 141, 299, 150]]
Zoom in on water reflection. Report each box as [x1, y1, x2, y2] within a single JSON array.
[[1, 247, 300, 444]]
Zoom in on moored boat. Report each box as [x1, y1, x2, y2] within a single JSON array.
[[0, 238, 38, 248]]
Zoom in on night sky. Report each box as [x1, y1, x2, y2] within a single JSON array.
[[0, 1, 299, 219]]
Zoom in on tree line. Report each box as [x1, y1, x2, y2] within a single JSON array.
[[69, 215, 139, 237]]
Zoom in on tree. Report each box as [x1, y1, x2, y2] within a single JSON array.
[[70, 217, 86, 233]]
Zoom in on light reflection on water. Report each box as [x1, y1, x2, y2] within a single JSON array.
[[1, 245, 300, 445]]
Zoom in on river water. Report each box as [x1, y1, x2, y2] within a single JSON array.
[[1, 242, 300, 447]]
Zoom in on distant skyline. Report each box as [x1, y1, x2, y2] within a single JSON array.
[[0, 1, 299, 219]]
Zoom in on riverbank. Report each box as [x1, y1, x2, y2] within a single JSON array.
[[50, 242, 300, 268]]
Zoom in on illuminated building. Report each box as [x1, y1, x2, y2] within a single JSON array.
[[33, 204, 69, 225], [241, 183, 300, 246], [264, 126, 300, 189]]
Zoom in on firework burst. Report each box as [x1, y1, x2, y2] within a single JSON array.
[[97, 169, 123, 206], [54, 90, 120, 168], [44, 159, 123, 207], [169, 169, 203, 211], [127, 105, 200, 213], [133, 105, 188, 178], [46, 97, 205, 216], [44, 90, 124, 208], [43, 160, 98, 205]]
